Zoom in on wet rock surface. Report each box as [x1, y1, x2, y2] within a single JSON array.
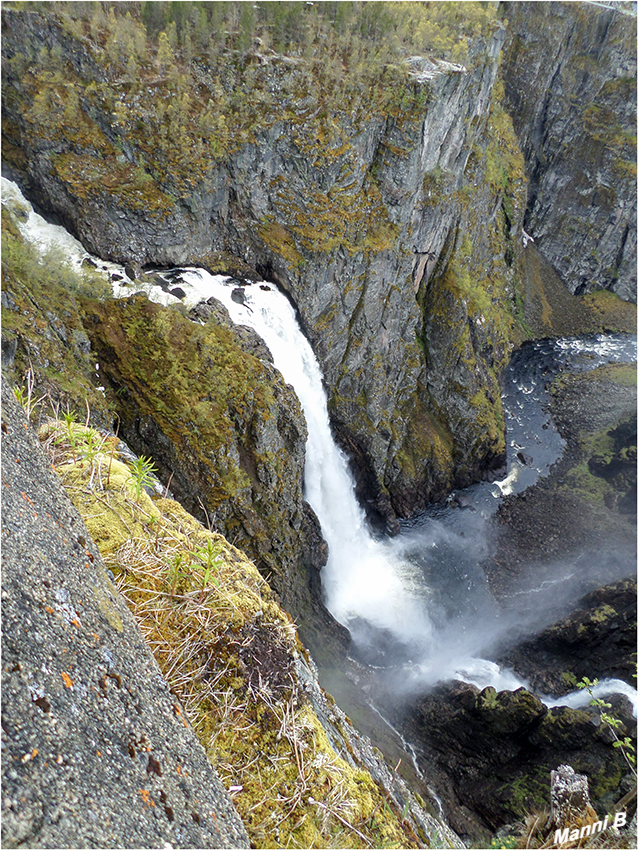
[[1, 382, 249, 849], [395, 679, 633, 845], [498, 579, 637, 695], [488, 363, 636, 597]]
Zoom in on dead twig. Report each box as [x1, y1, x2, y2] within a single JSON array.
[[308, 797, 373, 847]]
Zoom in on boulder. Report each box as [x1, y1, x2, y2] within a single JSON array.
[[396, 679, 632, 843]]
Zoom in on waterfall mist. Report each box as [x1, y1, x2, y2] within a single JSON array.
[[2, 174, 634, 712], [176, 270, 435, 656], [169, 271, 636, 711]]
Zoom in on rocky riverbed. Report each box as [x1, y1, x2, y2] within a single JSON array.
[[489, 361, 636, 600]]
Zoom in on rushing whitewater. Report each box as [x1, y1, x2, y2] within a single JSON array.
[[170, 270, 434, 654], [4, 175, 636, 713], [1, 176, 133, 284]]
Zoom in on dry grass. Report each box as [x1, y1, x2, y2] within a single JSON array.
[[39, 415, 419, 849]]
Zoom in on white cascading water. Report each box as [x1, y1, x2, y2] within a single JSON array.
[[1, 177, 133, 283], [174, 270, 434, 654], [4, 177, 636, 716]]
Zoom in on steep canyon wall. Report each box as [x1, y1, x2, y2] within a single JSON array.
[[2, 7, 527, 529], [500, 1, 637, 302]]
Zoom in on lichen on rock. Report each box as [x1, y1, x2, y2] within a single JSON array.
[[500, 0, 637, 302]]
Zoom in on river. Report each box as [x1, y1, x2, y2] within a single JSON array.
[[129, 268, 637, 710]]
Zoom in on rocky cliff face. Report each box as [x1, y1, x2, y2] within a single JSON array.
[[1, 207, 335, 651], [2, 7, 528, 527], [81, 293, 336, 644], [1, 382, 250, 849], [2, 381, 461, 850], [500, 1, 637, 302]]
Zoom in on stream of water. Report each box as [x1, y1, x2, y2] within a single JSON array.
[[140, 269, 637, 714], [3, 178, 636, 719]]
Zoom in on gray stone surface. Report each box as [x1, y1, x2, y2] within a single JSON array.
[[1, 381, 250, 849], [501, 1, 637, 302], [2, 8, 523, 526]]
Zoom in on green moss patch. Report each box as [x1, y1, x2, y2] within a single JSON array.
[[38, 417, 419, 849], [1, 206, 113, 422], [581, 291, 637, 335], [81, 294, 274, 463]]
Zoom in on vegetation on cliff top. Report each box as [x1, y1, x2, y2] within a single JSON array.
[[3, 1, 497, 205], [34, 413, 422, 849]]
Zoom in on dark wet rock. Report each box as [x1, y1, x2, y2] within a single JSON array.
[[2, 336, 18, 371], [396, 679, 633, 844], [169, 286, 186, 300], [497, 579, 637, 695], [454, 493, 474, 510], [188, 300, 216, 323], [1, 382, 249, 849]]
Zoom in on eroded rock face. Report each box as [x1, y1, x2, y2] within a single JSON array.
[[1, 381, 250, 849], [2, 7, 528, 526], [500, 1, 637, 302]]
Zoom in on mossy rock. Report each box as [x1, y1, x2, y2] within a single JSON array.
[[36, 416, 420, 850], [474, 687, 547, 736], [1, 206, 112, 423]]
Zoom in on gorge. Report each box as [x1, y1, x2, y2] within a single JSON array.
[[2, 2, 637, 848]]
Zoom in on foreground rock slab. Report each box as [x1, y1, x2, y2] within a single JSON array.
[[1, 383, 249, 849]]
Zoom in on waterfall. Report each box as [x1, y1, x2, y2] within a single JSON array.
[[175, 271, 433, 655], [172, 272, 636, 718], [1, 176, 133, 284], [4, 176, 635, 715]]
